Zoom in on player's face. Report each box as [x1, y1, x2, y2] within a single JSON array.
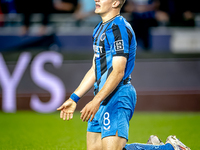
[[94, 0, 114, 15]]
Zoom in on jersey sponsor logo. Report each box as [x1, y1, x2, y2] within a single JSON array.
[[93, 45, 103, 57], [94, 53, 100, 58], [93, 45, 103, 53], [100, 33, 106, 41], [114, 40, 124, 51]]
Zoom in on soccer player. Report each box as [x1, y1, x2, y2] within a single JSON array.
[[57, 0, 190, 149]]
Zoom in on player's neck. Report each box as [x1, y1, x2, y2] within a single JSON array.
[[101, 11, 120, 23]]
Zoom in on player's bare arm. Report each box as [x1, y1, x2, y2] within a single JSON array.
[[57, 56, 96, 121], [80, 56, 127, 122], [73, 56, 96, 98]]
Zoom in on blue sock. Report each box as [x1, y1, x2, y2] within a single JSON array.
[[124, 143, 174, 150]]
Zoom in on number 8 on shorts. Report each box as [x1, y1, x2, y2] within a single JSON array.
[[103, 112, 110, 130]]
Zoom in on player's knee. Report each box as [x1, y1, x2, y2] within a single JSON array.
[[87, 144, 102, 150], [102, 144, 124, 150], [102, 135, 126, 150], [102, 140, 125, 150], [102, 147, 124, 150], [87, 132, 102, 150]]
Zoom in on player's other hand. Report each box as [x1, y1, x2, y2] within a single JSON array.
[[57, 99, 77, 121], [80, 100, 100, 122]]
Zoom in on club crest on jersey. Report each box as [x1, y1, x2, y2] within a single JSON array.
[[100, 33, 106, 41], [114, 40, 124, 51]]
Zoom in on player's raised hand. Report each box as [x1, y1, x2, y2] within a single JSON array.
[[57, 99, 77, 121]]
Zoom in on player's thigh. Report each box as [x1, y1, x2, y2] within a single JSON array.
[[102, 133, 127, 150], [87, 132, 102, 150]]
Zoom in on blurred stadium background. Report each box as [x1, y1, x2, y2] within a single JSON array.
[[0, 0, 199, 112], [0, 0, 200, 149]]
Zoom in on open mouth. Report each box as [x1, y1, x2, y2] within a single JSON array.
[[96, 4, 100, 8]]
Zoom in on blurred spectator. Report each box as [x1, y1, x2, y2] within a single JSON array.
[[21, 13, 50, 36], [124, 0, 169, 51], [15, 0, 54, 36], [159, 0, 199, 27], [16, 0, 78, 36], [73, 0, 96, 26], [0, 2, 4, 26], [1, 0, 17, 14], [183, 11, 195, 26], [0, 0, 17, 26], [53, 0, 78, 13]]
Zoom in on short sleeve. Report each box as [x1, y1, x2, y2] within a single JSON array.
[[109, 24, 130, 58]]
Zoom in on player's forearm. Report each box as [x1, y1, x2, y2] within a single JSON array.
[[93, 69, 124, 103], [73, 67, 95, 98]]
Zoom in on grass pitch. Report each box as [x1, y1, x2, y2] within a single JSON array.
[[0, 111, 199, 150]]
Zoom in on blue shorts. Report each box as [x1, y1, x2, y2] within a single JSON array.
[[87, 83, 137, 141]]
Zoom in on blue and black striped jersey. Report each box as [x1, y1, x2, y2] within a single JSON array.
[[93, 15, 137, 95]]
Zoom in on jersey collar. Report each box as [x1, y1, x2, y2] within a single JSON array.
[[102, 14, 120, 25]]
